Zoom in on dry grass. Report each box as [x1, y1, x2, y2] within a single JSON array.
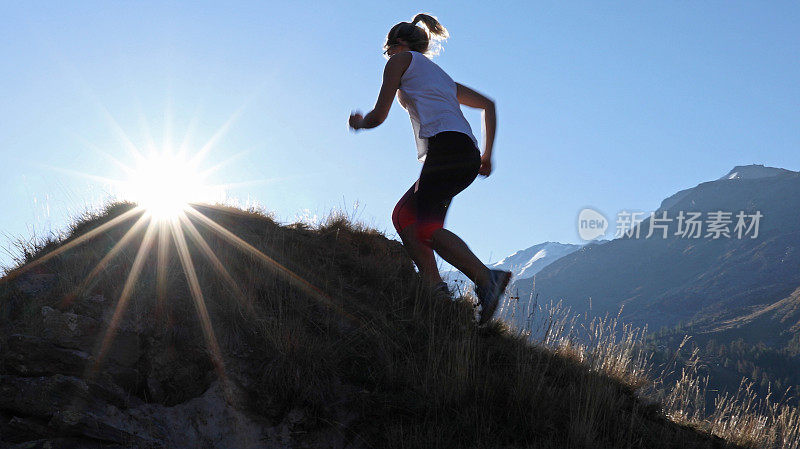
[[499, 294, 800, 449]]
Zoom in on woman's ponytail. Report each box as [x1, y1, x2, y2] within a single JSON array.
[[411, 13, 449, 40]]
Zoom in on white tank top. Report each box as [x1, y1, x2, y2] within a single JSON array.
[[396, 51, 479, 162]]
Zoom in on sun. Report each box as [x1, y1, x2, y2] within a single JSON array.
[[123, 150, 211, 221]]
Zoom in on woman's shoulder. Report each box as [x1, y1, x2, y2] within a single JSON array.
[[386, 51, 413, 74], [391, 51, 414, 63]]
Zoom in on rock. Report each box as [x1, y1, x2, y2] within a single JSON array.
[[2, 335, 90, 377], [3, 416, 54, 444], [40, 308, 140, 369], [142, 339, 211, 405], [14, 273, 57, 297], [40, 307, 100, 351], [126, 380, 277, 449], [1, 333, 141, 392], [70, 295, 108, 321], [6, 438, 126, 449], [0, 375, 94, 418], [145, 377, 165, 403], [94, 364, 141, 394], [49, 408, 155, 447], [0, 376, 150, 446], [0, 375, 133, 418], [87, 378, 143, 410], [97, 330, 140, 368]]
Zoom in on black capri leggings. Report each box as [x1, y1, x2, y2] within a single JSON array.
[[392, 131, 481, 246]]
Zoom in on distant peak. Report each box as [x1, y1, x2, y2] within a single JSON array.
[[720, 164, 796, 180]]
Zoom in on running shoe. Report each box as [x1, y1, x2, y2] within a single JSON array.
[[475, 270, 512, 325]]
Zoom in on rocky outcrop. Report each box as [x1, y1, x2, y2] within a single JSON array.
[[3, 334, 91, 377], [0, 370, 341, 448], [0, 288, 359, 448]]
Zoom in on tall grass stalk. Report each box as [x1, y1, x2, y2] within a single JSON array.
[[498, 291, 800, 449]]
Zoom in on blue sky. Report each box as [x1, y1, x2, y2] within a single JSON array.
[[1, 1, 799, 270]]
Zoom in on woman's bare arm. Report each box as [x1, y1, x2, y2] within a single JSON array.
[[349, 52, 412, 130], [456, 82, 496, 176]]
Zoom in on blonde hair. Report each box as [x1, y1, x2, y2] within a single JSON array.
[[383, 13, 449, 59]]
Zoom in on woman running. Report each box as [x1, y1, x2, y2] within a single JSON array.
[[348, 13, 511, 325]]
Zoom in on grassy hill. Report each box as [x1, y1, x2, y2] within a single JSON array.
[[0, 202, 795, 448]]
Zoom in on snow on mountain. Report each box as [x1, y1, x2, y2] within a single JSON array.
[[489, 242, 583, 279], [443, 241, 583, 293]]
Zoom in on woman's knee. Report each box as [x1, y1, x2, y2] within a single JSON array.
[[415, 222, 443, 248], [392, 186, 417, 234]]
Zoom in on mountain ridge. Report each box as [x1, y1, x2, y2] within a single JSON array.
[[512, 164, 800, 333]]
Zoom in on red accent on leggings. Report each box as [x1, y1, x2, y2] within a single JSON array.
[[391, 184, 445, 247]]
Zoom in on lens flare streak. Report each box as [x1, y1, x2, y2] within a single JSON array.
[[64, 212, 152, 308], [93, 219, 158, 373], [169, 218, 226, 378], [185, 206, 359, 324], [156, 220, 171, 311], [177, 213, 254, 316], [3, 207, 143, 283]]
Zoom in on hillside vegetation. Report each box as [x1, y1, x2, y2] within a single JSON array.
[[0, 202, 795, 448]]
